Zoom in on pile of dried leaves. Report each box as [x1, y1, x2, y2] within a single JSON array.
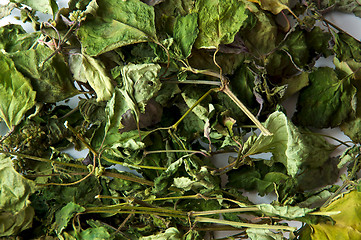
[[2, 0, 361, 239]]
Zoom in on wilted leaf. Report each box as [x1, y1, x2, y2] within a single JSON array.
[[69, 53, 114, 102], [0, 206, 34, 237], [0, 24, 41, 53], [10, 0, 58, 15], [173, 13, 199, 58], [53, 202, 85, 235], [9, 45, 79, 103], [77, 0, 156, 56], [0, 154, 36, 213], [249, 0, 290, 15], [194, 0, 249, 49], [243, 111, 334, 176], [77, 226, 112, 239], [0, 3, 16, 20], [300, 190, 361, 240], [294, 67, 357, 128], [140, 227, 181, 240], [0, 52, 36, 129], [247, 228, 284, 240], [257, 204, 314, 219]]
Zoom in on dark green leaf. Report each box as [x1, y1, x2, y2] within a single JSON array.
[[294, 67, 357, 128]]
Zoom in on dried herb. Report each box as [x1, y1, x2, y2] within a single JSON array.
[[1, 0, 361, 239]]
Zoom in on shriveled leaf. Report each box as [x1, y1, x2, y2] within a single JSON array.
[[53, 202, 85, 235], [334, 32, 361, 62], [0, 24, 41, 53], [257, 204, 314, 219], [294, 67, 357, 128], [194, 0, 249, 49], [140, 227, 181, 240], [247, 228, 284, 240], [10, 0, 58, 15], [77, 0, 156, 56], [314, 0, 361, 18], [0, 2, 16, 20], [300, 191, 361, 240], [0, 206, 34, 237], [0, 154, 36, 213], [77, 227, 111, 239], [69, 53, 114, 102], [243, 111, 334, 176], [249, 0, 290, 15], [0, 52, 36, 129], [9, 45, 79, 103], [173, 13, 199, 58]]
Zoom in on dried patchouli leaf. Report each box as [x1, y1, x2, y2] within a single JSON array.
[[312, 0, 361, 18], [173, 13, 199, 58], [0, 154, 36, 213], [52, 202, 85, 236], [194, 0, 249, 49], [0, 206, 35, 237], [140, 227, 181, 240], [0, 24, 41, 53], [69, 53, 114, 102], [257, 204, 315, 219], [10, 0, 58, 15], [0, 2, 16, 20], [293, 67, 357, 128], [247, 228, 284, 240], [77, 0, 156, 56], [0, 52, 36, 129], [300, 190, 361, 240], [243, 111, 334, 177], [248, 0, 290, 15], [9, 44, 79, 103]]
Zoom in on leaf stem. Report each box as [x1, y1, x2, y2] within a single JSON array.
[[195, 217, 296, 231]]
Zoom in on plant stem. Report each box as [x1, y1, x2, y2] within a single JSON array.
[[195, 217, 296, 231], [163, 80, 222, 86], [172, 88, 217, 130], [191, 207, 259, 216]]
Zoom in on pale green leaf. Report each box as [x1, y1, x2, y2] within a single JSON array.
[[257, 204, 315, 219], [243, 111, 334, 177], [53, 202, 85, 235], [0, 2, 16, 20], [69, 53, 114, 102], [250, 0, 290, 15], [77, 227, 111, 239], [0, 154, 36, 213], [10, 0, 58, 15], [140, 227, 181, 240], [77, 0, 156, 56], [0, 52, 36, 129], [247, 228, 284, 240], [194, 0, 248, 49]]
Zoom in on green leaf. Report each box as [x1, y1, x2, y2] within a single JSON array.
[[257, 204, 314, 219], [334, 32, 361, 62], [53, 202, 85, 235], [0, 24, 41, 53], [9, 45, 79, 103], [0, 154, 36, 213], [194, 0, 249, 49], [10, 0, 58, 15], [243, 111, 334, 177], [77, 0, 156, 56], [153, 158, 183, 194], [300, 191, 361, 240], [315, 0, 361, 18], [140, 227, 181, 240], [294, 67, 357, 128], [173, 13, 199, 58], [0, 205, 34, 237], [69, 53, 114, 102], [251, 0, 290, 15], [246, 228, 284, 240], [0, 52, 36, 129], [77, 227, 111, 240]]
